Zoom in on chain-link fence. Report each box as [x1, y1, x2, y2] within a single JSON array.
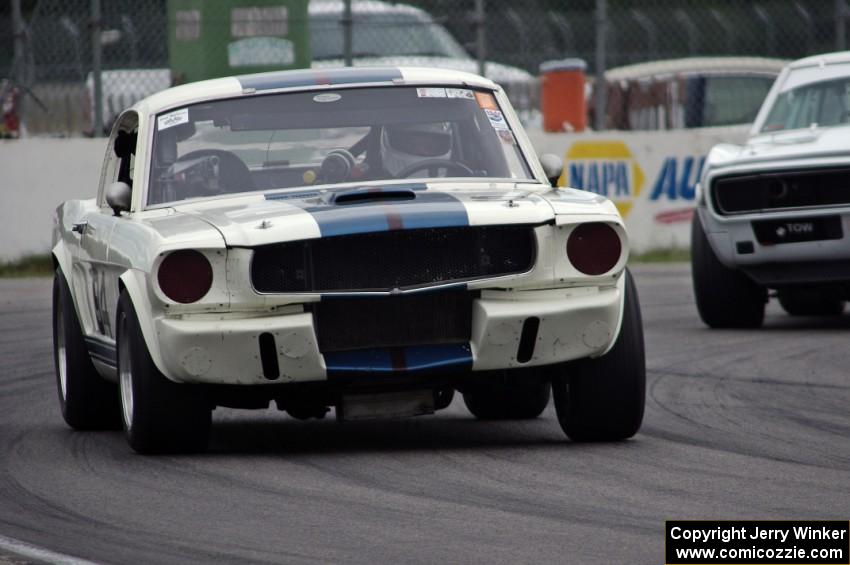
[[2, 0, 850, 137]]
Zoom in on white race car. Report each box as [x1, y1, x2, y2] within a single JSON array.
[[693, 51, 850, 327], [52, 67, 645, 453]]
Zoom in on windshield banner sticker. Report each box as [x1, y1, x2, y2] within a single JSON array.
[[157, 108, 189, 131], [496, 128, 516, 145], [485, 109, 509, 130], [416, 87, 447, 98], [475, 91, 498, 110], [446, 88, 474, 99]]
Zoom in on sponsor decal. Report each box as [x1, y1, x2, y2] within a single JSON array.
[[474, 91, 498, 110], [157, 108, 189, 131], [446, 88, 474, 99], [650, 156, 704, 202], [561, 140, 707, 223], [485, 109, 509, 130], [416, 87, 447, 98], [560, 140, 645, 218], [313, 93, 341, 103]]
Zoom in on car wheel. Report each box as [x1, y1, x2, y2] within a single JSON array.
[[462, 373, 550, 420], [691, 212, 766, 328], [117, 291, 211, 454], [778, 289, 845, 316], [52, 269, 121, 430], [552, 269, 645, 441]]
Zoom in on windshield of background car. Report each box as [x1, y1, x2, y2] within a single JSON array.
[[702, 75, 775, 127], [147, 86, 534, 206], [761, 76, 850, 132], [310, 13, 470, 60]]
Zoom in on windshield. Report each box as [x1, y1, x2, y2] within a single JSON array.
[[761, 76, 850, 132], [148, 87, 533, 206], [309, 13, 470, 60]]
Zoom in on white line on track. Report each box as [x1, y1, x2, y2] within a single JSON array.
[[0, 534, 100, 565]]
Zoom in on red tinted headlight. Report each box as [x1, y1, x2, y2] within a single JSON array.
[[567, 223, 622, 275], [157, 250, 213, 303]]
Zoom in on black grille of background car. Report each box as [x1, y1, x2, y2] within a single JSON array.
[[250, 225, 536, 293], [313, 290, 473, 352], [713, 168, 850, 215]]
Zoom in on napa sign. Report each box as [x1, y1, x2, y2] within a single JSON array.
[[534, 126, 749, 251]]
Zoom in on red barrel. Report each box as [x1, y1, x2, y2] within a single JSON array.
[[540, 59, 587, 132]]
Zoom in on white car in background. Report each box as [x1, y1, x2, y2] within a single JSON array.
[[692, 51, 850, 327], [53, 66, 644, 454], [308, 0, 533, 83], [89, 1, 534, 134]]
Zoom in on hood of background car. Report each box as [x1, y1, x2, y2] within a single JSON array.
[[738, 125, 850, 164], [172, 183, 611, 248]]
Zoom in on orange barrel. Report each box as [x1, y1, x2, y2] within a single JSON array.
[[539, 59, 587, 132]]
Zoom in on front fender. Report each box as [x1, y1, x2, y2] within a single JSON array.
[[118, 268, 172, 380]]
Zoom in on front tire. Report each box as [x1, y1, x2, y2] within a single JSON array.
[[552, 269, 645, 441], [117, 292, 211, 454], [691, 212, 766, 328], [52, 269, 121, 430]]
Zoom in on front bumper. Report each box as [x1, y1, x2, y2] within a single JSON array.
[[699, 206, 850, 286], [154, 283, 624, 385]]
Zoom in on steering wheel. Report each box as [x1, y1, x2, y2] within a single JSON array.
[[176, 149, 255, 193], [395, 159, 475, 179]]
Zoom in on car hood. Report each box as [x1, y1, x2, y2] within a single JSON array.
[[311, 57, 533, 82], [173, 183, 613, 248], [714, 125, 850, 170]]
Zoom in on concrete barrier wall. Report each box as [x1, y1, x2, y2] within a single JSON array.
[[528, 126, 750, 253], [0, 139, 106, 261], [1, 127, 751, 261]]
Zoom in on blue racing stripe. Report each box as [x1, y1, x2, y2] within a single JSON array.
[[395, 192, 468, 230], [403, 344, 473, 372], [324, 344, 472, 376], [266, 186, 469, 238], [238, 68, 403, 91], [324, 348, 394, 374]]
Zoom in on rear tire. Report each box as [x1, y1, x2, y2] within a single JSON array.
[[552, 269, 645, 441], [463, 373, 550, 420], [117, 291, 211, 454], [778, 290, 845, 316], [52, 269, 121, 430], [691, 212, 766, 328]]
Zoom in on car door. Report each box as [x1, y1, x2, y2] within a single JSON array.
[[74, 113, 138, 360]]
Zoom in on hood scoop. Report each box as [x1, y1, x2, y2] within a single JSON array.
[[330, 188, 417, 205]]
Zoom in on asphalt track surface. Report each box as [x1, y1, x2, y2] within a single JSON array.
[[1, 264, 849, 564]]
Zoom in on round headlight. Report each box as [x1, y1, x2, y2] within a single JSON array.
[[567, 223, 622, 276], [157, 250, 213, 304]]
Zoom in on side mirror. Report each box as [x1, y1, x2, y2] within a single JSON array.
[[106, 181, 131, 216], [539, 153, 564, 187]]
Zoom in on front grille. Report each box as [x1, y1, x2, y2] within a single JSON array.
[[713, 167, 850, 215], [313, 290, 472, 352], [251, 225, 535, 293]]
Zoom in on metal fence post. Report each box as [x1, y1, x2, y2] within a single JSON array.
[[837, 0, 847, 51], [11, 0, 25, 132], [475, 0, 486, 78], [11, 0, 25, 81], [594, 0, 607, 131], [91, 0, 103, 135], [343, 0, 353, 67]]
